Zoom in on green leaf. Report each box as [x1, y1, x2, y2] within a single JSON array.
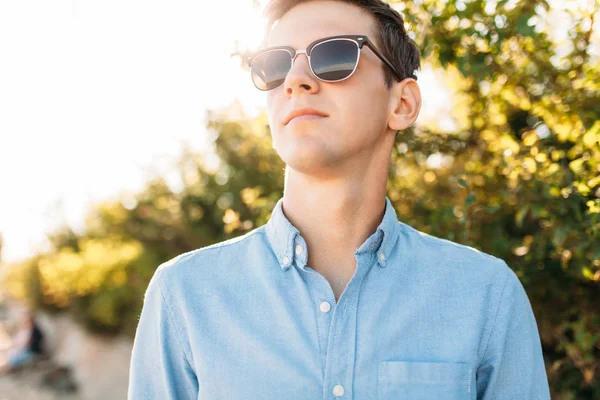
[[486, 205, 501, 214], [582, 121, 600, 148], [552, 227, 569, 248], [465, 193, 476, 207], [515, 205, 529, 228], [516, 14, 536, 37]]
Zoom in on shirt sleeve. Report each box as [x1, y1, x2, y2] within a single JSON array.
[[476, 263, 551, 399], [127, 267, 199, 400]]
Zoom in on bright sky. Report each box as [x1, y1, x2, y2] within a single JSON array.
[[0, 0, 267, 263], [2, 0, 590, 264]]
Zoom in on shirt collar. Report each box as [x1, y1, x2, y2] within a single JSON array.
[[264, 196, 401, 271]]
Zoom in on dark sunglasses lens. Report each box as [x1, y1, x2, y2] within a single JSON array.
[[251, 50, 291, 91], [311, 39, 359, 81]]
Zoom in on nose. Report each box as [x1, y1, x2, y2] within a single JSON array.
[[283, 51, 319, 96]]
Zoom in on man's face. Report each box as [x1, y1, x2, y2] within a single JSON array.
[[266, 0, 396, 175]]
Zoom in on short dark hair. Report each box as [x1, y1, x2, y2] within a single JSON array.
[[262, 0, 421, 88]]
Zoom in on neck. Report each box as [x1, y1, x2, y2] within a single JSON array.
[[281, 165, 388, 269]]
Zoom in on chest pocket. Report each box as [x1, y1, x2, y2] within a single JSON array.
[[378, 360, 472, 400]]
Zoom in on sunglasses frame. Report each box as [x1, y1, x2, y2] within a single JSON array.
[[245, 34, 405, 91]]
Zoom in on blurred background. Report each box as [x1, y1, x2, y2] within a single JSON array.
[[0, 0, 598, 398]]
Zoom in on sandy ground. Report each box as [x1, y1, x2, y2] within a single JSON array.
[[0, 373, 82, 400]]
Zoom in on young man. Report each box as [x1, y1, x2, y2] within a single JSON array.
[[128, 1, 550, 399]]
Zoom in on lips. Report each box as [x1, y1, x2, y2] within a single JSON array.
[[284, 107, 329, 125]]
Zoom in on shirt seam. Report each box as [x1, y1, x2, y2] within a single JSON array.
[[476, 265, 510, 367], [415, 231, 503, 263], [155, 268, 195, 374], [173, 228, 266, 262]]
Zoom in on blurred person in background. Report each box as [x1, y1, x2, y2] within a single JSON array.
[[0, 311, 44, 375]]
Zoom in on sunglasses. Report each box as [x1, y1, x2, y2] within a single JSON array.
[[245, 34, 405, 91]]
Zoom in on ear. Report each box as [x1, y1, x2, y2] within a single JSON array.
[[387, 78, 421, 131]]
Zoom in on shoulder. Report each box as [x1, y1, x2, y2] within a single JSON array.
[[152, 226, 269, 288], [396, 221, 513, 295], [402, 222, 503, 264]]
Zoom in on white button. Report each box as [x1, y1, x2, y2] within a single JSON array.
[[295, 244, 302, 255], [283, 256, 290, 265], [332, 384, 344, 397], [319, 301, 331, 313], [379, 252, 385, 261]]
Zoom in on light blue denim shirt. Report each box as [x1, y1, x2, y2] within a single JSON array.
[[127, 196, 550, 400]]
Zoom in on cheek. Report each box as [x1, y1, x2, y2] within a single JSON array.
[[362, 86, 391, 131], [336, 87, 389, 135], [266, 93, 279, 132]]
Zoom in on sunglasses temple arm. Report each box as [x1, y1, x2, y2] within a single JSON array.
[[365, 42, 405, 82]]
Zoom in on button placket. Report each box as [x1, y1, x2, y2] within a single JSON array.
[[321, 252, 374, 400], [302, 263, 337, 382]]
